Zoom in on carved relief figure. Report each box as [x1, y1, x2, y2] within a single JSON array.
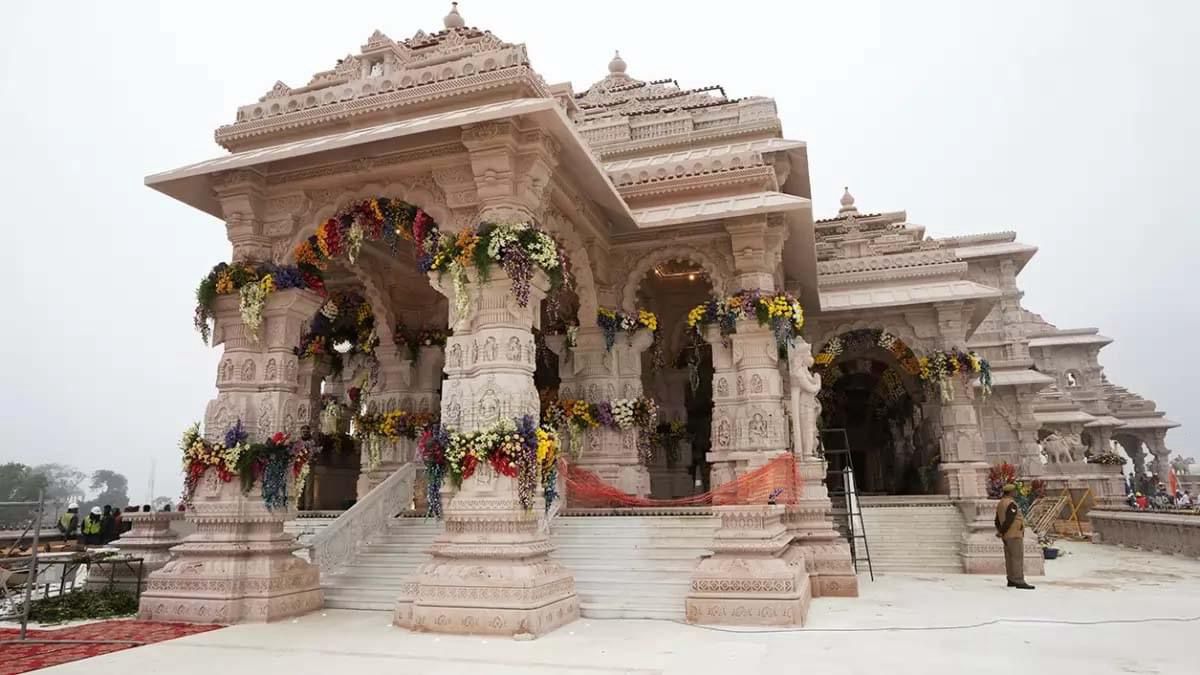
[[736, 376, 746, 396], [717, 378, 729, 398], [240, 359, 256, 382], [751, 374, 764, 394], [265, 359, 278, 381], [788, 345, 822, 458], [449, 343, 463, 369], [716, 419, 731, 447], [507, 336, 522, 361], [748, 413, 767, 440], [483, 337, 498, 361]]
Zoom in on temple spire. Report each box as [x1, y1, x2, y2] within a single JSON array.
[[839, 186, 859, 216], [443, 1, 465, 30]]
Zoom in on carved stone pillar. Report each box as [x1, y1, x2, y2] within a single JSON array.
[[546, 326, 653, 497], [395, 268, 578, 637], [780, 339, 858, 597], [705, 319, 789, 487], [685, 505, 811, 626], [138, 468, 322, 623], [92, 512, 184, 593], [204, 288, 325, 442], [1012, 383, 1046, 477], [1146, 431, 1171, 480], [357, 343, 445, 499], [1121, 436, 1146, 477]]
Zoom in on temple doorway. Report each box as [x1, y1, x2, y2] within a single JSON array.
[[639, 259, 714, 499], [814, 329, 937, 496]]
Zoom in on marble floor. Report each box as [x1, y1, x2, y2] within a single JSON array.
[[33, 541, 1200, 675]]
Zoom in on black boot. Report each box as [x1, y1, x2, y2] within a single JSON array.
[[1013, 582, 1035, 590], [1007, 581, 1018, 587]]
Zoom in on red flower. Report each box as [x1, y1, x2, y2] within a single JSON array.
[[412, 209, 431, 256], [347, 387, 361, 404], [461, 454, 478, 480], [270, 432, 289, 446]]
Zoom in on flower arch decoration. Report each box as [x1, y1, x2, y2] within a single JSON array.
[[813, 328, 992, 401], [814, 328, 922, 377]]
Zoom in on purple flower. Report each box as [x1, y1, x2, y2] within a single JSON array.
[[595, 401, 614, 427], [224, 419, 248, 447]]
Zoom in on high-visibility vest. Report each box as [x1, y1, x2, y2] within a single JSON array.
[[59, 513, 76, 532], [82, 516, 101, 535]]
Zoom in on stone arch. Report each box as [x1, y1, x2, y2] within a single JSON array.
[[540, 208, 599, 322], [811, 319, 930, 358], [812, 325, 927, 398], [339, 255, 397, 347], [619, 244, 731, 313]]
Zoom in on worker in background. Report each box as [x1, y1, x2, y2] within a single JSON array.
[[81, 506, 103, 547], [57, 503, 80, 538], [995, 483, 1035, 590]]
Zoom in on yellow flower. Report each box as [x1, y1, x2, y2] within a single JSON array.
[[638, 309, 658, 332], [687, 305, 706, 327], [259, 275, 276, 294], [370, 199, 384, 222], [215, 271, 234, 294]]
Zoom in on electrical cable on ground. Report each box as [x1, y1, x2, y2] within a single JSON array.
[[647, 614, 1200, 634]]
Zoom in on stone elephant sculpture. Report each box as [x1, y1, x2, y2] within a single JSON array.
[[1041, 432, 1074, 464]]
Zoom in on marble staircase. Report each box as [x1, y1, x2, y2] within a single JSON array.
[[852, 497, 965, 574], [552, 514, 718, 620], [315, 512, 718, 617]]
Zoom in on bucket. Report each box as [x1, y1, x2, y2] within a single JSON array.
[[1043, 547, 1060, 560]]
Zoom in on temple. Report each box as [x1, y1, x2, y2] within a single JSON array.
[[141, 4, 1180, 631]]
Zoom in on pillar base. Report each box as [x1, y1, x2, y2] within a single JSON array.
[[92, 512, 184, 594], [393, 467, 579, 638], [686, 505, 811, 626], [138, 471, 322, 624], [782, 459, 859, 598]]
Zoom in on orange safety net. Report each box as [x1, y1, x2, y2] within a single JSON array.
[[562, 453, 801, 508]]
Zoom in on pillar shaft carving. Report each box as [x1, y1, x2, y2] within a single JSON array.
[[547, 326, 653, 497], [705, 319, 789, 487], [1013, 384, 1046, 477], [205, 289, 324, 442], [395, 268, 578, 637]]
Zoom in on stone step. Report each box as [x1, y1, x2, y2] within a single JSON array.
[[578, 602, 682, 620]]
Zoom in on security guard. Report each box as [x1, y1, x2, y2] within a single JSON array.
[[995, 484, 1035, 589]]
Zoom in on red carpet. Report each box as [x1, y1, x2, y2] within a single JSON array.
[[0, 620, 222, 674]]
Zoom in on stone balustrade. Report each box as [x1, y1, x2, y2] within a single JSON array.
[[1090, 509, 1200, 558]]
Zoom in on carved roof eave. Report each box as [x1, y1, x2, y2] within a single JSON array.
[[148, 98, 635, 229], [618, 166, 776, 202], [1084, 415, 1126, 428], [816, 260, 970, 288], [953, 237, 1038, 273], [815, 279, 1001, 317], [215, 67, 550, 151], [1034, 410, 1097, 425], [815, 210, 907, 226], [591, 121, 785, 160], [1114, 416, 1181, 430], [1028, 332, 1114, 349], [630, 191, 809, 230]]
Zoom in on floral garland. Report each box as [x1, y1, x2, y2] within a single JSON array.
[[352, 409, 439, 471], [295, 291, 379, 374], [393, 322, 452, 359], [687, 289, 805, 354], [180, 420, 314, 510], [814, 329, 922, 376], [294, 198, 439, 272], [427, 222, 566, 318], [1087, 451, 1127, 466], [194, 262, 320, 344], [919, 349, 992, 401], [542, 397, 660, 464], [417, 416, 560, 517], [596, 308, 658, 350]]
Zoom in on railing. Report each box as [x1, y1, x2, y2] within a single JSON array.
[[309, 463, 416, 577]]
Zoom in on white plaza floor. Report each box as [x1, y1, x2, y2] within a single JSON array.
[[37, 541, 1200, 675]]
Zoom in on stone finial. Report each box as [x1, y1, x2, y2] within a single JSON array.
[[444, 2, 465, 29], [838, 187, 859, 216], [608, 50, 627, 75]]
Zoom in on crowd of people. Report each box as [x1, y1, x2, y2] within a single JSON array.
[[1125, 483, 1194, 511], [55, 502, 184, 548]]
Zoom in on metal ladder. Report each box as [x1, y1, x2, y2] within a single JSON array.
[[819, 428, 874, 581]]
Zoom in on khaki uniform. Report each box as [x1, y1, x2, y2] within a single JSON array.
[[995, 495, 1025, 583]]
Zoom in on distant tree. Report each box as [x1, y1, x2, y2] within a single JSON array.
[[152, 496, 174, 511], [33, 463, 87, 509], [1171, 455, 1195, 476], [0, 462, 48, 502], [87, 469, 130, 510]]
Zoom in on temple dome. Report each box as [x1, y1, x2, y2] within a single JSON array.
[[839, 187, 859, 216], [609, 50, 627, 75], [444, 2, 465, 29]]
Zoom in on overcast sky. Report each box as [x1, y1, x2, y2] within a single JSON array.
[[1, 0, 1195, 501]]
